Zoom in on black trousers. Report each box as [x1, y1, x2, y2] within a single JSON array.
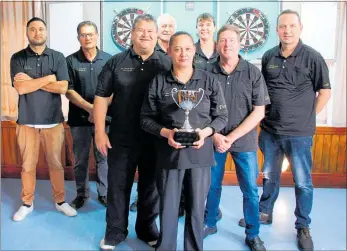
[[156, 167, 211, 251], [105, 141, 159, 245]]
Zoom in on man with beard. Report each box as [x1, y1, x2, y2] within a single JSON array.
[[10, 17, 77, 221], [94, 14, 171, 250]]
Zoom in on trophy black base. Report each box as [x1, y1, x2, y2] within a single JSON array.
[[174, 131, 199, 146]]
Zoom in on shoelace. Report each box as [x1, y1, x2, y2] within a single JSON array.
[[301, 228, 312, 238]]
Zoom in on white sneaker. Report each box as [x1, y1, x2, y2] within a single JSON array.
[[55, 202, 77, 217], [13, 203, 34, 221], [100, 238, 115, 251]]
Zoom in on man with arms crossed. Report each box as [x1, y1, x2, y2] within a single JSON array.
[[11, 17, 77, 221]]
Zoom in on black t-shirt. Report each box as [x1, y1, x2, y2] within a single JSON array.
[[66, 48, 112, 126], [208, 56, 270, 152], [261, 40, 331, 136], [141, 68, 228, 169], [95, 47, 171, 145], [10, 46, 69, 125]]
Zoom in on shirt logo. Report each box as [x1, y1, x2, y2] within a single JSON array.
[[268, 65, 279, 69], [24, 66, 32, 70], [219, 104, 227, 110], [120, 67, 134, 72], [323, 82, 330, 87], [77, 68, 87, 72]]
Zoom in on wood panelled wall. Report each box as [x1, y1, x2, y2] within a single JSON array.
[[1, 121, 346, 188]]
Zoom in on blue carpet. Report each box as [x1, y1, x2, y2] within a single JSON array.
[[1, 178, 346, 250]]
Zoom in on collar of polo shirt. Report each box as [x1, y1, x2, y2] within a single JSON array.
[[77, 46, 103, 62], [276, 39, 303, 58], [212, 55, 247, 75], [195, 40, 218, 59], [166, 67, 203, 84], [129, 46, 160, 60], [25, 45, 52, 57]]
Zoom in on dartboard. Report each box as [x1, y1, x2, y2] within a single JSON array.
[[227, 7, 270, 51], [111, 8, 144, 51]]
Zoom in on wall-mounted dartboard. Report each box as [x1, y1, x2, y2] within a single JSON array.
[[111, 8, 144, 51], [226, 7, 270, 52]]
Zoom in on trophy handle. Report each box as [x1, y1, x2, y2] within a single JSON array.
[[171, 88, 181, 108], [194, 88, 205, 108]]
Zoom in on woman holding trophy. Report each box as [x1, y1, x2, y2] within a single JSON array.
[[141, 31, 228, 251]]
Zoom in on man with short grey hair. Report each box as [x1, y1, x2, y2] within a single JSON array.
[[66, 21, 112, 209]]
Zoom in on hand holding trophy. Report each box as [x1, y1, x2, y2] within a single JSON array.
[[171, 88, 204, 146]]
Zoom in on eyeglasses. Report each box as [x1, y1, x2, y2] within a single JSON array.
[[79, 33, 96, 39]]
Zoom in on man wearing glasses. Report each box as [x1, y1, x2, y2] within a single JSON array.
[[66, 21, 112, 209]]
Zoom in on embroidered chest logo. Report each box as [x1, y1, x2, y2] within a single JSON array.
[[120, 67, 134, 72], [24, 66, 33, 70], [268, 65, 279, 69]]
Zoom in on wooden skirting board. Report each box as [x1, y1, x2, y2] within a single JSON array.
[[1, 121, 346, 188]]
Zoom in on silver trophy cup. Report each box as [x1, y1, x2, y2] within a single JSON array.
[[171, 88, 204, 145]]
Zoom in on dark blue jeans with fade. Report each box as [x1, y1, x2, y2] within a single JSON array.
[[259, 129, 314, 229]]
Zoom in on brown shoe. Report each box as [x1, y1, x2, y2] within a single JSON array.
[[297, 228, 313, 251], [238, 212, 273, 228]]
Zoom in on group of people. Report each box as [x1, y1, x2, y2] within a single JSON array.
[[10, 9, 331, 251]]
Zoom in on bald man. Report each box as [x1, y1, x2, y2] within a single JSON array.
[[156, 13, 177, 55]]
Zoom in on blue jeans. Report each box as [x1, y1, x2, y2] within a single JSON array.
[[205, 151, 260, 239], [259, 129, 313, 229]]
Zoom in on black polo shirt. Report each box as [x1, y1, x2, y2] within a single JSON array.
[[155, 43, 168, 57], [66, 48, 112, 127], [261, 40, 331, 136], [141, 68, 228, 170], [208, 57, 270, 152], [193, 40, 219, 70], [95, 47, 171, 145], [10, 46, 69, 125]]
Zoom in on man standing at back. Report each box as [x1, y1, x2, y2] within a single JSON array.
[[10, 17, 77, 221], [93, 14, 171, 250], [238, 10, 331, 251], [156, 13, 177, 55], [66, 21, 112, 209]]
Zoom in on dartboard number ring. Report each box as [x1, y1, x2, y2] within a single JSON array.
[[111, 8, 144, 51], [227, 7, 270, 51]]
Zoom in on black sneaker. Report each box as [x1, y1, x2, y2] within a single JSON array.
[[98, 196, 107, 207], [130, 197, 138, 212], [70, 196, 88, 210], [245, 236, 266, 251], [239, 212, 273, 227], [297, 228, 313, 251], [203, 225, 217, 239]]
